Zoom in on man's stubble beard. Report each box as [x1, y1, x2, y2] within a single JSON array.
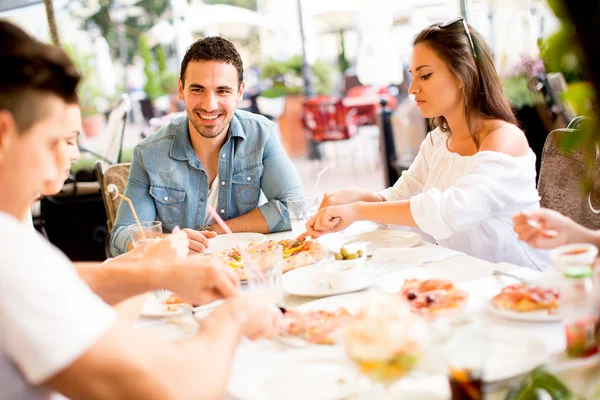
[[188, 111, 230, 139]]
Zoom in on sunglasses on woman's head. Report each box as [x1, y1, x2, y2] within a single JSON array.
[[440, 17, 477, 59]]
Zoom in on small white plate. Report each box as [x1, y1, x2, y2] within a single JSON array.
[[487, 302, 562, 322], [484, 335, 548, 382], [282, 263, 381, 297], [205, 232, 266, 254], [228, 347, 360, 400], [325, 230, 421, 256], [140, 293, 186, 318]]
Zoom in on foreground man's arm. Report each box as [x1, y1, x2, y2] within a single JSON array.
[[47, 295, 280, 400], [74, 231, 238, 305]]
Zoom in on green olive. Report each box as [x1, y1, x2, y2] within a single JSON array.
[[357, 249, 364, 257], [340, 247, 350, 258], [345, 252, 359, 260], [334, 252, 344, 260]]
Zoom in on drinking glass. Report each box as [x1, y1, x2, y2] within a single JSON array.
[[342, 295, 427, 398], [245, 243, 284, 306], [445, 320, 487, 400], [128, 221, 163, 248], [287, 195, 319, 236]]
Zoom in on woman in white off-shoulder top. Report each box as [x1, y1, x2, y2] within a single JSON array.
[[306, 19, 551, 270]]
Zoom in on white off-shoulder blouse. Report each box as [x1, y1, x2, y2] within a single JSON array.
[[380, 129, 551, 270]]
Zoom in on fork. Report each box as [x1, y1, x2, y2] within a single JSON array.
[[153, 288, 169, 298], [492, 270, 532, 285]]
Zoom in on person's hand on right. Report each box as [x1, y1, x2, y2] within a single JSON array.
[[513, 208, 593, 249], [319, 187, 383, 209], [211, 294, 282, 340], [182, 228, 217, 254]]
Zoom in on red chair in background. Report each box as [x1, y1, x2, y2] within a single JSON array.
[[302, 97, 361, 173]]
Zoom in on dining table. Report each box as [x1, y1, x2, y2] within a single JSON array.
[[135, 223, 600, 399]]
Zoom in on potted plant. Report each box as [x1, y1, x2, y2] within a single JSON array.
[[65, 44, 106, 138], [258, 56, 334, 157]]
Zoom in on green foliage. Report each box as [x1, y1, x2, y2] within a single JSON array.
[[502, 76, 535, 109], [139, 36, 164, 100], [203, 0, 257, 10], [539, 0, 599, 186], [64, 43, 103, 117], [160, 72, 179, 95], [506, 367, 574, 400], [260, 56, 334, 97], [81, 0, 170, 64], [539, 24, 585, 84], [156, 45, 167, 74], [338, 30, 349, 73]]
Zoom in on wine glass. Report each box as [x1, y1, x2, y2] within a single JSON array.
[[342, 295, 428, 397]]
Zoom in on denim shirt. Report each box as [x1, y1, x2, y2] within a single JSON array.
[[110, 110, 303, 256]]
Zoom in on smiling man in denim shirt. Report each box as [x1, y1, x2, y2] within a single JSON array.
[[110, 37, 303, 256]]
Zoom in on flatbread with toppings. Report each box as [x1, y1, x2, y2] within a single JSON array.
[[211, 238, 324, 280], [401, 278, 468, 316], [491, 283, 559, 313], [281, 307, 354, 345]]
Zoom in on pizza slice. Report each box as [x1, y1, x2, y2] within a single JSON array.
[[212, 238, 325, 280], [491, 283, 559, 312], [282, 307, 354, 345], [401, 278, 468, 316]]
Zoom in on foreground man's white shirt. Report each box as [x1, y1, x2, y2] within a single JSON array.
[[0, 212, 116, 400]]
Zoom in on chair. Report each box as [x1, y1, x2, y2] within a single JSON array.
[[302, 97, 361, 173], [95, 160, 131, 232], [79, 94, 131, 165], [537, 117, 600, 229]]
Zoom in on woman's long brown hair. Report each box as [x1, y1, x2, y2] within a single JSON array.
[[414, 21, 517, 148]]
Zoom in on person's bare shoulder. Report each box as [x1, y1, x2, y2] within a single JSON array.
[[479, 122, 530, 157]]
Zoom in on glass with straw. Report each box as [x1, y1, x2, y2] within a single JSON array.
[[106, 184, 159, 248], [128, 220, 163, 247]]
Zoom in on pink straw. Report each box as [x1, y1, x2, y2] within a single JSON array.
[[205, 205, 269, 286]]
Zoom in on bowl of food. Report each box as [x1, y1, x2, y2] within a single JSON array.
[[550, 243, 598, 270]]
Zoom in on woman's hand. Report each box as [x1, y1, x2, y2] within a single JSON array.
[[305, 204, 358, 238]]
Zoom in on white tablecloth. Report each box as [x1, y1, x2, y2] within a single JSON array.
[[136, 226, 600, 399]]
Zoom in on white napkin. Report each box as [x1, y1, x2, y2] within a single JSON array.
[[371, 246, 464, 266]]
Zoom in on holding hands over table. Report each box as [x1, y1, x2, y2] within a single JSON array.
[[208, 294, 282, 340], [513, 208, 597, 249]]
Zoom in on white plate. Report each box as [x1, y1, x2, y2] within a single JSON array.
[[282, 263, 381, 297], [205, 232, 266, 254], [325, 230, 421, 256], [228, 347, 360, 400], [140, 293, 186, 317], [141, 293, 225, 318], [484, 334, 548, 382], [487, 302, 562, 322]]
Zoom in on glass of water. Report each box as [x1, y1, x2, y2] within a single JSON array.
[[287, 195, 319, 236], [245, 243, 284, 306], [128, 221, 163, 247]]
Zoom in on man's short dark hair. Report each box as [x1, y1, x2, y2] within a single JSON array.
[[180, 36, 243, 87], [0, 21, 81, 134]]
